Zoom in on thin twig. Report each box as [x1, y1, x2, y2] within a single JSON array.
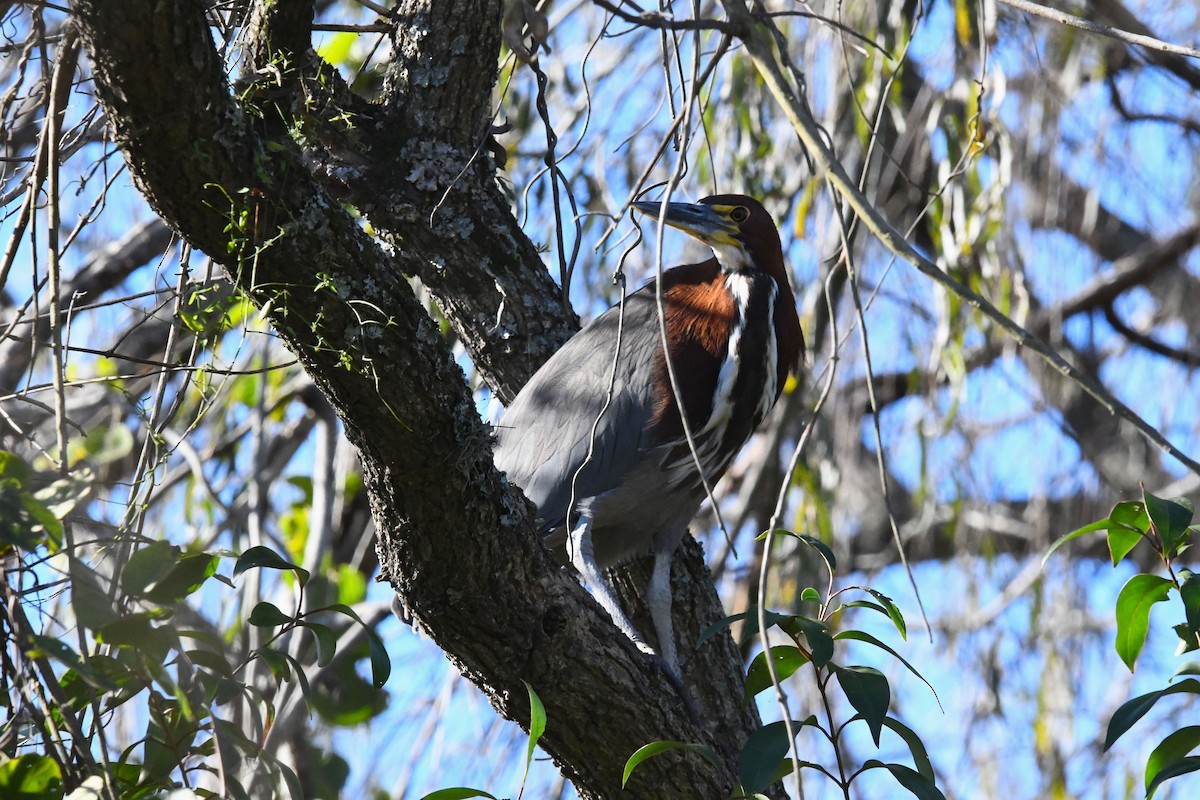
[[999, 0, 1200, 60]]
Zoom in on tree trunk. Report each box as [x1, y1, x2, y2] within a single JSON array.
[[71, 1, 774, 796]]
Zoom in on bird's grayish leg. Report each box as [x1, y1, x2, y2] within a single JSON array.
[[567, 515, 657, 657], [647, 549, 679, 675]]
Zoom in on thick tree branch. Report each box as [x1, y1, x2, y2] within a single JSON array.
[[70, 1, 768, 796]]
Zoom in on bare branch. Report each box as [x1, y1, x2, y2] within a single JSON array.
[[999, 0, 1200, 60]]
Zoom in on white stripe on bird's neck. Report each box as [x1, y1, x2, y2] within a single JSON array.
[[710, 241, 753, 272]]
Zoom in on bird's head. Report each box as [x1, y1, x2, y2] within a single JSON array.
[[632, 193, 784, 278]]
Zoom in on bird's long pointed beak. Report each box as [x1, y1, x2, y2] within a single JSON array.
[[633, 200, 738, 245]]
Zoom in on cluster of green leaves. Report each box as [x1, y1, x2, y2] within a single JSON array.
[[0, 449, 390, 800], [625, 531, 944, 799], [1047, 485, 1200, 798]]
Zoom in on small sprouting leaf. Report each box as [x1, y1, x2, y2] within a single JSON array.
[[744, 646, 809, 702], [248, 602, 293, 627], [419, 790, 498, 800], [622, 741, 719, 787], [1174, 663, 1200, 679], [1145, 727, 1200, 796], [122, 541, 182, 596], [800, 587, 821, 603], [1144, 488, 1194, 555], [1114, 574, 1173, 671], [1104, 678, 1200, 749], [1147, 757, 1200, 799], [835, 665, 890, 746], [521, 681, 546, 789], [834, 630, 939, 706], [234, 545, 310, 585], [862, 760, 946, 800], [329, 603, 391, 688]]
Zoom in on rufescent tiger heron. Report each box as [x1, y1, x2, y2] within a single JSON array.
[[493, 194, 803, 674]]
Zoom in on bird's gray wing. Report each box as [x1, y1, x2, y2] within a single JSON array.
[[493, 291, 663, 531]]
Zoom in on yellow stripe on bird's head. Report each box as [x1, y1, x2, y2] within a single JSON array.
[[634, 194, 780, 274]]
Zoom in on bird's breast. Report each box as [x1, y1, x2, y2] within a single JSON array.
[[651, 270, 780, 492]]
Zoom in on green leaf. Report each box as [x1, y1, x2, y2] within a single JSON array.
[[862, 760, 946, 800], [1146, 757, 1200, 799], [0, 754, 63, 800], [800, 587, 821, 603], [1043, 517, 1111, 566], [622, 741, 719, 787], [78, 424, 133, 466], [1145, 727, 1200, 796], [298, 621, 337, 666], [34, 471, 93, 522], [1180, 571, 1200, 637], [738, 721, 800, 794], [835, 665, 890, 746], [1144, 488, 1194, 555], [881, 717, 936, 780], [777, 616, 835, 667], [744, 645, 809, 702], [122, 541, 182, 596], [865, 589, 907, 639], [1174, 662, 1200, 679], [1105, 679, 1200, 749], [1110, 500, 1150, 533], [69, 559, 118, 630], [328, 603, 391, 688], [1108, 526, 1145, 566], [760, 530, 836, 574], [248, 601, 293, 627], [698, 609, 790, 646], [418, 790, 498, 800], [20, 494, 62, 548], [834, 630, 939, 706], [1115, 574, 1173, 671], [521, 681, 546, 789], [142, 552, 220, 604], [257, 647, 292, 684], [96, 614, 176, 664], [0, 450, 32, 487], [234, 545, 310, 585]]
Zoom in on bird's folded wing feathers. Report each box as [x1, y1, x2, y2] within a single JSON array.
[[493, 293, 666, 530]]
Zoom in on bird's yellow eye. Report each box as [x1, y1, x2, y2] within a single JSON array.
[[731, 206, 750, 223]]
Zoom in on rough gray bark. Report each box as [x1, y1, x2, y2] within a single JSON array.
[[70, 1, 772, 797]]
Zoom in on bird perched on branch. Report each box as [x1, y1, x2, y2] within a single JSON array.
[[494, 194, 803, 674]]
